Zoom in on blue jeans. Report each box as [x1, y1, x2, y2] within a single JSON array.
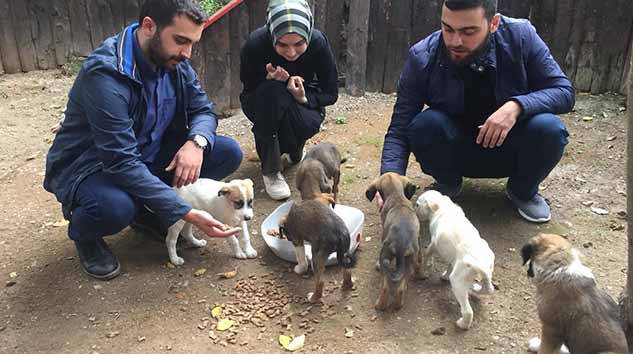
[[67, 135, 243, 242], [407, 109, 569, 200]]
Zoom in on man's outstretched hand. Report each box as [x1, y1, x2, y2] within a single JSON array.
[[183, 209, 241, 238], [477, 100, 522, 148]]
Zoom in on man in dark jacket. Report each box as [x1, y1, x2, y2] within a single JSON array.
[[44, 0, 243, 280], [380, 0, 574, 223]]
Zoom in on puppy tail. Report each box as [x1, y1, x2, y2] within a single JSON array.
[[336, 237, 356, 268], [380, 247, 406, 282]]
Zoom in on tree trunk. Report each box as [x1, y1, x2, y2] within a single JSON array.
[[621, 37, 633, 352], [345, 0, 370, 96]]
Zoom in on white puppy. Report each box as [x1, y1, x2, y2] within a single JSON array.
[[166, 178, 257, 265], [415, 190, 495, 330]]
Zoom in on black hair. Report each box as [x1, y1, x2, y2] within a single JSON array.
[[444, 0, 498, 21], [138, 0, 208, 30]]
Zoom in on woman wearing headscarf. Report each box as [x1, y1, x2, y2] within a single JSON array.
[[240, 0, 338, 200]]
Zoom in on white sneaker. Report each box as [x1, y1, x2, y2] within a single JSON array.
[[263, 172, 291, 200]]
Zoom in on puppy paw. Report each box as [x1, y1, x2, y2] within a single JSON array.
[[527, 337, 540, 352], [244, 247, 258, 259], [170, 256, 185, 266], [455, 317, 471, 330], [233, 251, 247, 259], [471, 283, 482, 292], [191, 239, 207, 248], [294, 264, 308, 275]]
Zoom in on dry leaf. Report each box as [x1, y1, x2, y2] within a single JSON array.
[[279, 335, 292, 347], [52, 219, 69, 227], [9, 272, 17, 279], [280, 334, 305, 351], [590, 207, 609, 215], [217, 270, 237, 279], [194, 268, 207, 277], [211, 306, 222, 319], [216, 318, 234, 331], [582, 116, 593, 121], [344, 328, 354, 338], [166, 262, 175, 269]]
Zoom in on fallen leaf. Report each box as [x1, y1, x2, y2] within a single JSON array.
[[208, 330, 217, 340], [194, 268, 207, 277], [344, 328, 354, 338], [137, 336, 146, 342], [105, 331, 120, 338], [590, 207, 609, 215], [279, 335, 292, 347], [9, 272, 17, 279], [166, 262, 175, 269], [582, 116, 593, 121], [581, 201, 594, 207], [606, 136, 617, 141], [284, 334, 305, 351], [217, 270, 237, 279], [211, 306, 222, 319], [52, 219, 69, 227], [216, 319, 234, 331]]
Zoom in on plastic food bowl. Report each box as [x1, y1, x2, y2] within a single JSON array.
[[260, 201, 364, 267]]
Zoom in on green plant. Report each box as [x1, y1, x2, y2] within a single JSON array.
[[335, 116, 347, 125], [355, 135, 383, 148], [199, 0, 231, 15], [342, 174, 355, 185]]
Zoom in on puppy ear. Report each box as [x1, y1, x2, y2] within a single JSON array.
[[521, 243, 535, 265], [218, 186, 231, 197], [365, 184, 378, 202], [243, 179, 254, 188], [426, 199, 440, 212], [340, 157, 348, 164], [404, 182, 417, 200]]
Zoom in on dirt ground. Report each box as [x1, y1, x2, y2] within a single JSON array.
[[0, 70, 629, 354]]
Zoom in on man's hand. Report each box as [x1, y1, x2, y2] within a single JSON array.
[[476, 100, 522, 148], [266, 63, 290, 82], [287, 76, 307, 104], [165, 140, 204, 188], [183, 209, 241, 238]]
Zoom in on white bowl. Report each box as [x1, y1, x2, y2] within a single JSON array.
[[260, 201, 364, 267]]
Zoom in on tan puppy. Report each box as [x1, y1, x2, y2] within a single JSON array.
[[415, 190, 495, 330], [366, 172, 420, 311], [522, 233, 628, 354], [295, 142, 346, 201], [279, 193, 354, 303]]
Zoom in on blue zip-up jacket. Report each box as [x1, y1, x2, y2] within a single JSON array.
[[44, 24, 218, 226], [381, 16, 575, 175]]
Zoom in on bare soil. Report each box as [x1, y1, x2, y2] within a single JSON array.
[[0, 70, 629, 354]]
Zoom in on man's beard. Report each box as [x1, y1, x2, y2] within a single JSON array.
[[148, 34, 185, 70], [447, 30, 491, 67]]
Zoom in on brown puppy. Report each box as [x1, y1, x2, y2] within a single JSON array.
[[295, 142, 346, 201], [522, 233, 628, 354], [366, 172, 420, 311], [280, 193, 354, 303]]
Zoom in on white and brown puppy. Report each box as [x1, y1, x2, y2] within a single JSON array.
[[166, 178, 256, 265], [366, 172, 421, 311], [295, 142, 346, 201], [415, 190, 495, 330], [522, 233, 628, 354]]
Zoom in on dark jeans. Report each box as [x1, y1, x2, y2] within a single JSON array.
[[407, 109, 569, 200], [67, 135, 242, 243], [241, 80, 324, 174]]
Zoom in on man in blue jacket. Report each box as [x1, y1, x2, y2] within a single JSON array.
[[44, 0, 243, 280], [380, 0, 574, 223]]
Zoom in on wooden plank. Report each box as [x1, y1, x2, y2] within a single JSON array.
[[124, 0, 142, 28], [203, 16, 231, 113], [325, 0, 345, 66], [30, 0, 57, 69], [86, 0, 116, 49], [411, 0, 441, 44], [366, 0, 390, 92], [0, 0, 22, 73], [345, 0, 370, 96], [572, 1, 593, 91], [620, 23, 633, 94], [229, 3, 250, 109], [246, 0, 267, 33], [10, 0, 38, 72], [498, 0, 531, 18], [108, 0, 127, 31], [50, 0, 72, 66], [382, 0, 414, 93], [0, 52, 4, 74], [68, 0, 94, 56], [312, 0, 328, 32]]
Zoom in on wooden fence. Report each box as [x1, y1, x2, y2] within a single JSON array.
[[0, 0, 631, 113]]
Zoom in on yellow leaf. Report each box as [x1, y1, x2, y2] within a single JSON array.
[[279, 335, 292, 347], [211, 306, 222, 319], [9, 272, 17, 279], [194, 268, 207, 277], [216, 318, 234, 331], [217, 270, 237, 279], [582, 116, 593, 121], [52, 219, 69, 227], [166, 262, 175, 269], [285, 334, 305, 351]]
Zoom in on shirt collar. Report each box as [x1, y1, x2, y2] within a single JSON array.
[[132, 29, 161, 80]]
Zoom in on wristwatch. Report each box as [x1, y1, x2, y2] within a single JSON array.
[[190, 135, 208, 150]]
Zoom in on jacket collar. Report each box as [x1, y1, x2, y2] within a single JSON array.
[[116, 23, 140, 80]]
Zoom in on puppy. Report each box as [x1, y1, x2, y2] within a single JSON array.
[[366, 172, 420, 311], [415, 190, 495, 330], [279, 193, 354, 303], [166, 178, 256, 265], [295, 142, 346, 201], [522, 233, 628, 354]]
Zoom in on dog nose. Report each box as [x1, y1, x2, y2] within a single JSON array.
[[244, 215, 252, 221]]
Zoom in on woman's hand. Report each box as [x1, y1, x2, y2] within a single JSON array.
[[287, 76, 307, 104], [266, 63, 290, 82]]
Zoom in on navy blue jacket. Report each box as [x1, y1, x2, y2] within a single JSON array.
[[381, 16, 575, 175], [44, 24, 218, 226]]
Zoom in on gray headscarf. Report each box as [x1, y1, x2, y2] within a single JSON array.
[[266, 0, 314, 44]]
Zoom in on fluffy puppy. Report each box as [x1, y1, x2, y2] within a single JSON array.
[[279, 193, 354, 303], [366, 172, 420, 311], [522, 233, 628, 354], [166, 178, 256, 265], [295, 142, 346, 201], [415, 190, 495, 329]]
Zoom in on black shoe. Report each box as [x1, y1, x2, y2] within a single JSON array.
[[74, 238, 121, 280], [130, 207, 168, 242]]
